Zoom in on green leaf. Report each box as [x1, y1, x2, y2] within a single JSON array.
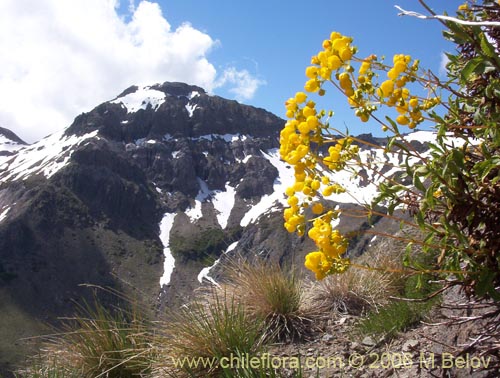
[[479, 33, 498, 59], [403, 242, 413, 267], [476, 270, 499, 300], [460, 57, 483, 82], [413, 171, 426, 192]]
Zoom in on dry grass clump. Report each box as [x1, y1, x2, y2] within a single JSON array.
[[221, 257, 318, 342], [17, 299, 156, 378], [305, 238, 407, 316], [154, 291, 266, 378]]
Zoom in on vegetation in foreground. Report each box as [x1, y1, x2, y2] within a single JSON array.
[[16, 248, 443, 378], [14, 1, 500, 377]]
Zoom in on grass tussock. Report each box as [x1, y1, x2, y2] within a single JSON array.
[[355, 272, 441, 340], [306, 242, 406, 316], [221, 257, 317, 342], [155, 292, 266, 378], [306, 266, 403, 316], [16, 299, 156, 378], [15, 242, 443, 378]]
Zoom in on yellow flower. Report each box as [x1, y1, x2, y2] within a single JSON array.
[[328, 55, 342, 70], [305, 79, 320, 93], [305, 66, 318, 79], [284, 222, 296, 233], [295, 92, 307, 104], [330, 31, 342, 41], [298, 121, 311, 134], [433, 188, 443, 198], [339, 47, 353, 61], [393, 60, 407, 74], [307, 115, 319, 129], [380, 80, 394, 97], [359, 113, 369, 122], [311, 179, 321, 191], [319, 67, 332, 80], [302, 106, 316, 118], [396, 115, 410, 125], [311, 202, 324, 215], [304, 251, 331, 280], [287, 195, 299, 207]]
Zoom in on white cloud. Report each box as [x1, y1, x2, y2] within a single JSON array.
[[439, 52, 450, 77], [0, 0, 264, 143], [215, 67, 266, 102]]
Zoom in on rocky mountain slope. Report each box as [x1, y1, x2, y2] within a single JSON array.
[[0, 82, 433, 374], [0, 127, 27, 156]]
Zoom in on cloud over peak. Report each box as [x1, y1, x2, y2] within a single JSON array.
[[0, 0, 264, 142]]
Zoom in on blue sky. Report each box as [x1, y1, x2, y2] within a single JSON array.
[[149, 0, 463, 136], [0, 0, 464, 142]]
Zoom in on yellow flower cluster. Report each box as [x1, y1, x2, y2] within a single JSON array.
[[279, 33, 363, 279], [280, 31, 444, 280], [375, 55, 425, 129], [304, 213, 349, 279], [304, 32, 356, 95]]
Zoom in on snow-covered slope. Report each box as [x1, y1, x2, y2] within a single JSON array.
[[0, 127, 28, 166], [0, 130, 98, 182], [0, 134, 24, 154]]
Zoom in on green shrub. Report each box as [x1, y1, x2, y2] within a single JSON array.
[[170, 226, 243, 261]]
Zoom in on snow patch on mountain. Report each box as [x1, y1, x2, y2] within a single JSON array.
[[0, 130, 98, 182], [111, 86, 166, 114], [197, 241, 239, 286], [185, 178, 211, 222], [404, 130, 438, 144], [0, 206, 10, 223], [185, 103, 198, 117], [212, 183, 236, 229], [195, 134, 248, 143], [235, 154, 253, 164], [159, 212, 177, 287], [188, 91, 201, 100], [240, 149, 295, 227], [184, 91, 201, 117], [0, 134, 25, 154]]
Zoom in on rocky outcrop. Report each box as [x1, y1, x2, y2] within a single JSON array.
[[0, 127, 27, 145]]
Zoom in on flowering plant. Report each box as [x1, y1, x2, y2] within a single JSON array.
[[280, 0, 500, 300]]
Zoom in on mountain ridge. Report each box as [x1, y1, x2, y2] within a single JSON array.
[[0, 81, 436, 375]]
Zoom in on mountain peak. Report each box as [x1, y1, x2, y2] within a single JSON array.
[[115, 82, 206, 100], [0, 126, 28, 156], [66, 81, 284, 143]]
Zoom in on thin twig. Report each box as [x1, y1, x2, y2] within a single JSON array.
[[395, 5, 500, 26]]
